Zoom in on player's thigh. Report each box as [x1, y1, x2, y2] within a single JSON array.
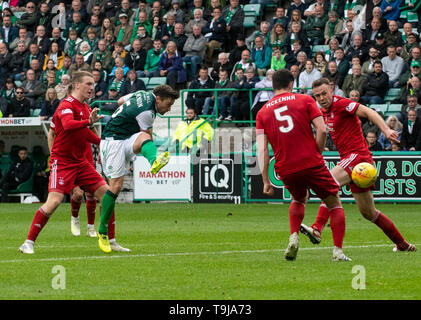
[[75, 161, 107, 196], [330, 165, 352, 187], [100, 139, 127, 179], [281, 173, 310, 203], [132, 131, 152, 155], [108, 176, 125, 195], [304, 165, 341, 205], [352, 191, 377, 220]]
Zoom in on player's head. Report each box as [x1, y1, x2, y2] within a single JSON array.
[[312, 78, 334, 110], [153, 85, 179, 115], [272, 69, 294, 92], [70, 71, 95, 101]]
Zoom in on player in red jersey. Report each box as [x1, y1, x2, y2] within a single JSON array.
[[300, 78, 416, 252], [18, 71, 124, 254], [257, 69, 351, 261], [47, 124, 98, 238]]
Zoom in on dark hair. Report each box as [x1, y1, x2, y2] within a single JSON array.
[[272, 69, 294, 90], [153, 84, 179, 100], [373, 60, 382, 67], [311, 77, 330, 89], [18, 146, 28, 152], [199, 65, 208, 72]]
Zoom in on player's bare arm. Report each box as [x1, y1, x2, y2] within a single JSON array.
[[47, 128, 56, 153], [89, 107, 104, 126], [257, 131, 274, 196], [117, 96, 126, 106], [311, 116, 327, 154], [356, 105, 400, 143]]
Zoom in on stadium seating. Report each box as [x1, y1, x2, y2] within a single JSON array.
[[30, 109, 41, 117], [312, 45, 329, 53], [370, 104, 389, 114], [147, 77, 167, 90], [243, 16, 256, 29], [384, 88, 401, 102], [243, 4, 262, 20]]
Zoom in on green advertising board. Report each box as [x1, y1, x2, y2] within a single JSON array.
[[246, 152, 421, 203]]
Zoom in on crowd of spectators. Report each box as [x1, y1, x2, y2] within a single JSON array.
[[0, 0, 420, 150]]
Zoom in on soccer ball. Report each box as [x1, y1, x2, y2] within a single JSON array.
[[351, 162, 378, 188]]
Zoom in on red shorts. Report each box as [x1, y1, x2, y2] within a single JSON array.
[[338, 153, 375, 193], [279, 165, 339, 201], [49, 158, 106, 195]]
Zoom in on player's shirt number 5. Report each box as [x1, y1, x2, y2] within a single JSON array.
[[274, 106, 294, 133]]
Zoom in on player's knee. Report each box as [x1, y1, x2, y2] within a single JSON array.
[[360, 209, 376, 221]]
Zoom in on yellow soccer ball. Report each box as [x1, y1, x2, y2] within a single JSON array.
[[351, 162, 378, 188]]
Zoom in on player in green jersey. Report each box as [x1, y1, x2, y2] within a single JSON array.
[[97, 85, 179, 253]]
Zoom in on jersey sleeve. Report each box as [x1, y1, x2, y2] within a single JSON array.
[[122, 93, 135, 104], [338, 97, 359, 116], [135, 110, 154, 131]]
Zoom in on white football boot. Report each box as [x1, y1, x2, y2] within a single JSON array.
[[393, 243, 417, 252], [71, 216, 80, 236], [285, 232, 300, 261], [300, 223, 322, 245], [332, 246, 352, 262], [86, 224, 97, 238], [19, 240, 35, 254], [110, 239, 131, 252]]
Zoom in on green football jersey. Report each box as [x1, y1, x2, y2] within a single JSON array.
[[102, 90, 157, 140]]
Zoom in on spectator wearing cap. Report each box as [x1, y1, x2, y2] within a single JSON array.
[[98, 85, 120, 121], [112, 0, 134, 26], [183, 24, 207, 80], [222, 0, 245, 51], [114, 13, 134, 47], [167, 0, 185, 24], [361, 60, 389, 104], [381, 45, 404, 88], [374, 32, 387, 59], [184, 9, 207, 36], [400, 33, 420, 62], [400, 60, 421, 89], [202, 7, 226, 66]]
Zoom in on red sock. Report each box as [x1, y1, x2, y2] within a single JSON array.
[[27, 208, 50, 242], [329, 206, 346, 248], [108, 211, 115, 240], [313, 203, 330, 233], [86, 197, 97, 225], [71, 198, 82, 218], [373, 211, 408, 250], [289, 200, 305, 234]]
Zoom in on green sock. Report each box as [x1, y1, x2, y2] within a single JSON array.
[[99, 190, 117, 235], [141, 140, 157, 165]]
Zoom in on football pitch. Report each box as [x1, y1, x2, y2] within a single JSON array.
[[1, 203, 420, 300]]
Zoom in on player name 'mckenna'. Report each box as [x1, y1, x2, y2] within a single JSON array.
[[265, 95, 296, 108]]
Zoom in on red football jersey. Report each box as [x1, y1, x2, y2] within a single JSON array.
[[50, 96, 97, 163], [256, 92, 325, 176], [322, 96, 372, 159]]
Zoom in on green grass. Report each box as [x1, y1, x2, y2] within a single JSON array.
[[0, 203, 420, 300]]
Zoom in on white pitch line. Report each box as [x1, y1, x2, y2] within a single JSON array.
[[0, 243, 410, 264]]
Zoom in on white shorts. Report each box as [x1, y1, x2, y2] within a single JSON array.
[[100, 132, 141, 179]]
